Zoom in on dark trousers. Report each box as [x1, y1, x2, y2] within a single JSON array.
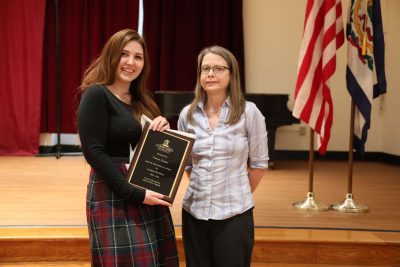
[[182, 208, 254, 267]]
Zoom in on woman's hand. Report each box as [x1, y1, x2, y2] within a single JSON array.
[[149, 116, 170, 131], [143, 190, 172, 206]]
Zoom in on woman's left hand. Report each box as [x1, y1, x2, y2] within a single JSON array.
[[149, 116, 170, 131]]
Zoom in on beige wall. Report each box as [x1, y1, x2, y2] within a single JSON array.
[[243, 0, 400, 156]]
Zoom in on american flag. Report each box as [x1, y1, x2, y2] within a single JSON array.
[[346, 0, 387, 154], [293, 0, 344, 154]]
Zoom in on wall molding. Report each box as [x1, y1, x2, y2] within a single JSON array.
[[37, 145, 400, 166], [273, 150, 400, 165]]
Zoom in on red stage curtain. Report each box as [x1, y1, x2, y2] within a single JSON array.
[[0, 0, 46, 155], [41, 0, 139, 134], [143, 0, 245, 92]]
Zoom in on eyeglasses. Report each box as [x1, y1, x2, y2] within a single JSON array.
[[199, 65, 230, 75]]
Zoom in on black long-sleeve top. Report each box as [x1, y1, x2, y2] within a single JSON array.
[[78, 84, 145, 204]]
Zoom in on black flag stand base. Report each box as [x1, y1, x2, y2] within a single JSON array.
[[331, 193, 369, 213], [293, 192, 330, 211]]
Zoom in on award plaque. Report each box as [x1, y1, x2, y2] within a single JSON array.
[[127, 122, 194, 203]]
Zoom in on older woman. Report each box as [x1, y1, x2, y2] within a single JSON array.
[[178, 45, 269, 267]]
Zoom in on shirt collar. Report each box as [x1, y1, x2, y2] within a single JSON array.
[[197, 96, 232, 111]]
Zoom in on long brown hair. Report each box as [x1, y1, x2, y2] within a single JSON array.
[[187, 45, 245, 125], [80, 29, 160, 119]]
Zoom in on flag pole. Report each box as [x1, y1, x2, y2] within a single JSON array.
[[331, 101, 368, 213], [293, 128, 329, 211]]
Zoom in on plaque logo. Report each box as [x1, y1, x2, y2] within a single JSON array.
[[156, 139, 173, 153]]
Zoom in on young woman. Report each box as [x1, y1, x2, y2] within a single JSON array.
[[78, 29, 178, 266], [178, 46, 269, 267]]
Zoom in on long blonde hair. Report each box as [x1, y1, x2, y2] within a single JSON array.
[[80, 29, 160, 119], [187, 46, 245, 125]]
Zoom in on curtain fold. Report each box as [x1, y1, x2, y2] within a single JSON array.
[[0, 0, 139, 155], [41, 0, 139, 134], [1, 0, 242, 155], [143, 0, 245, 92], [0, 0, 46, 155]]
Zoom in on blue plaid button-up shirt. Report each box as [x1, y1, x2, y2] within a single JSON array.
[[178, 98, 269, 220]]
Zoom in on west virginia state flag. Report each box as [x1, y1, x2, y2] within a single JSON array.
[[346, 0, 387, 154]]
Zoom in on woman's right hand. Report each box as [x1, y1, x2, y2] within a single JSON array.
[[143, 190, 172, 206]]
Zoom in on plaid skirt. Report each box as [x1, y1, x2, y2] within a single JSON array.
[[86, 163, 179, 267]]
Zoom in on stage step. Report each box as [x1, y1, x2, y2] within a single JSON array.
[[0, 262, 387, 267], [0, 227, 399, 266]]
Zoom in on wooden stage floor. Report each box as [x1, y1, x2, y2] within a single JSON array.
[[1, 156, 400, 266], [0, 156, 399, 231]]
